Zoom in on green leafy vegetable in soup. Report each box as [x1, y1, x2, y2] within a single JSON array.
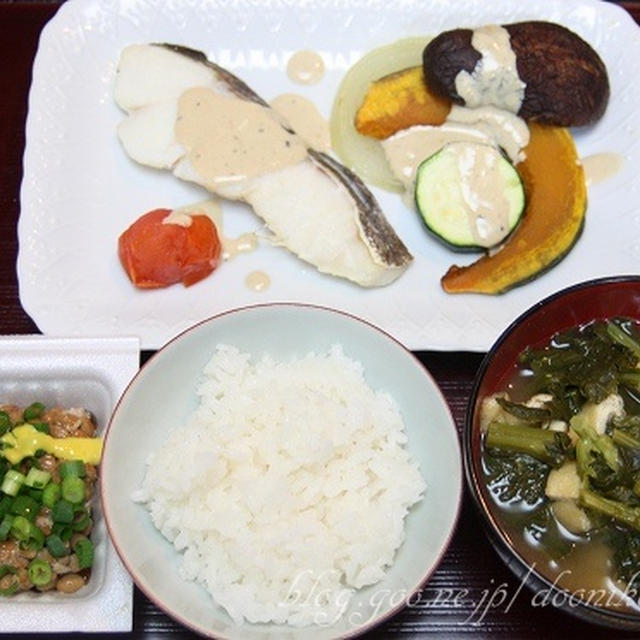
[[481, 318, 640, 605]]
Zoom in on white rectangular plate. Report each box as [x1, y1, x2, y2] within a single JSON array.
[[18, 0, 640, 351], [0, 335, 139, 632]]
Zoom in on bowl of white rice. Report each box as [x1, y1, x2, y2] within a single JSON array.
[[101, 303, 461, 639]]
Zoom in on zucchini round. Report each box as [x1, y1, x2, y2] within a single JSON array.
[[414, 141, 525, 251], [442, 124, 587, 294]]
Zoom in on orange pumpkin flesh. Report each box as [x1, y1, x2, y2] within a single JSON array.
[[442, 124, 586, 294], [355, 66, 450, 139], [354, 66, 587, 294]]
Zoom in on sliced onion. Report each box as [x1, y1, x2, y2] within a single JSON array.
[[330, 37, 430, 193]]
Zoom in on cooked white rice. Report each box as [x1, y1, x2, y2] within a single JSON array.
[[135, 344, 425, 626]]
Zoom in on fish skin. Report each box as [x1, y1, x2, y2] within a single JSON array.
[[308, 149, 412, 268]]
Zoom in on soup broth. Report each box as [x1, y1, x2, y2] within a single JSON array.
[[481, 317, 640, 614]]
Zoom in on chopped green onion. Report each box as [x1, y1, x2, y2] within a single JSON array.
[[0, 412, 11, 436], [61, 476, 85, 504], [8, 514, 43, 549], [23, 525, 44, 550], [0, 565, 16, 578], [52, 499, 74, 524], [30, 422, 50, 435], [51, 522, 73, 542], [10, 515, 33, 542], [1, 470, 25, 497], [42, 483, 61, 509], [10, 495, 39, 522], [45, 533, 68, 558], [0, 583, 18, 596], [59, 460, 85, 479], [72, 508, 91, 533], [74, 537, 94, 569], [28, 558, 52, 586], [24, 467, 51, 489], [0, 565, 18, 596], [23, 402, 45, 422], [0, 515, 13, 541], [27, 488, 43, 502], [0, 496, 13, 519]]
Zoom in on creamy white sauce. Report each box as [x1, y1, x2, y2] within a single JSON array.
[[270, 93, 331, 152], [581, 152, 624, 186], [447, 105, 529, 164], [223, 232, 259, 260], [172, 199, 260, 261], [455, 24, 526, 113], [382, 105, 528, 192], [162, 209, 194, 227], [245, 270, 271, 291], [175, 87, 307, 191], [172, 199, 223, 228], [382, 123, 492, 190], [381, 26, 530, 228], [286, 50, 325, 85], [383, 130, 518, 247], [447, 142, 514, 247]]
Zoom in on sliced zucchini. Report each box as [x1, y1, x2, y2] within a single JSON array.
[[414, 141, 525, 251]]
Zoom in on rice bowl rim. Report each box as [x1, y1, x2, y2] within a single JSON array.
[[101, 302, 463, 639]]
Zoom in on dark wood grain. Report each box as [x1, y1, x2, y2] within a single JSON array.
[[1, 2, 640, 638]]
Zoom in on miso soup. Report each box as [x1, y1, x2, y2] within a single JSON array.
[[480, 317, 640, 614]]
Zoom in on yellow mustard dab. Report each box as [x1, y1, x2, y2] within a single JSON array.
[[0, 423, 102, 465]]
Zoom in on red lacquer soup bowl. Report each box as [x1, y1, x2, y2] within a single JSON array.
[[465, 276, 640, 630]]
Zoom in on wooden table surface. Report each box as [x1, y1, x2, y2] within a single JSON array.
[[1, 1, 640, 637]]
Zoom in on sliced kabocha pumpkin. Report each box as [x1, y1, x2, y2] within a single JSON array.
[[355, 66, 450, 139], [442, 124, 586, 294], [354, 65, 587, 294]]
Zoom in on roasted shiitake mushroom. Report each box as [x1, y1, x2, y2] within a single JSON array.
[[423, 21, 609, 127]]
